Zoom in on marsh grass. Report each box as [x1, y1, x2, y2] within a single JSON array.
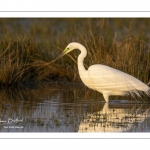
[[0, 18, 150, 86], [0, 36, 73, 86]]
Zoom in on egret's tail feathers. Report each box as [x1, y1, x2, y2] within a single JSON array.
[[147, 82, 150, 86], [129, 90, 143, 101], [129, 89, 150, 101], [144, 88, 150, 97]]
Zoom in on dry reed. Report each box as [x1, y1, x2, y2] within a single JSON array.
[[0, 18, 149, 86]]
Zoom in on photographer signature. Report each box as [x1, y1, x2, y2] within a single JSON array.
[[0, 117, 23, 124]]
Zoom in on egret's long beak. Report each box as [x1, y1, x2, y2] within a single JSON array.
[[56, 52, 66, 60], [51, 47, 70, 63], [51, 51, 66, 63]]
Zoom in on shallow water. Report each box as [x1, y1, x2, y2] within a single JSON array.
[[0, 85, 150, 132]]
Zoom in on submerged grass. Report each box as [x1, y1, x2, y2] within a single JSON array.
[[0, 18, 150, 86]]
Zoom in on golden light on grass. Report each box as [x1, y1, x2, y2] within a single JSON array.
[[0, 18, 149, 86]]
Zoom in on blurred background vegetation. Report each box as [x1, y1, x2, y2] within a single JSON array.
[[0, 18, 150, 86]]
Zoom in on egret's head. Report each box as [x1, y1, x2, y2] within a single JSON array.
[[54, 43, 77, 61], [63, 43, 74, 54], [64, 42, 80, 54]]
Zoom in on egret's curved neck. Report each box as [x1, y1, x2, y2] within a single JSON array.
[[77, 44, 87, 73]]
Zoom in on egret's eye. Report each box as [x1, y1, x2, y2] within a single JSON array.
[[64, 47, 70, 53]]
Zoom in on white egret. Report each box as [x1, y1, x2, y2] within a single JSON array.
[[55, 42, 150, 102]]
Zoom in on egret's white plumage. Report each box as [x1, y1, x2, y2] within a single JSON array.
[[55, 42, 150, 102]]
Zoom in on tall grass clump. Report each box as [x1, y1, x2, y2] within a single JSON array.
[[0, 18, 150, 86], [0, 36, 73, 86]]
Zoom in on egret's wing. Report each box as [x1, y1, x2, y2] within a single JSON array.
[[88, 64, 149, 93]]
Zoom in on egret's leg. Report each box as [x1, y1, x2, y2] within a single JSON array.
[[103, 94, 109, 103], [102, 103, 110, 114]]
